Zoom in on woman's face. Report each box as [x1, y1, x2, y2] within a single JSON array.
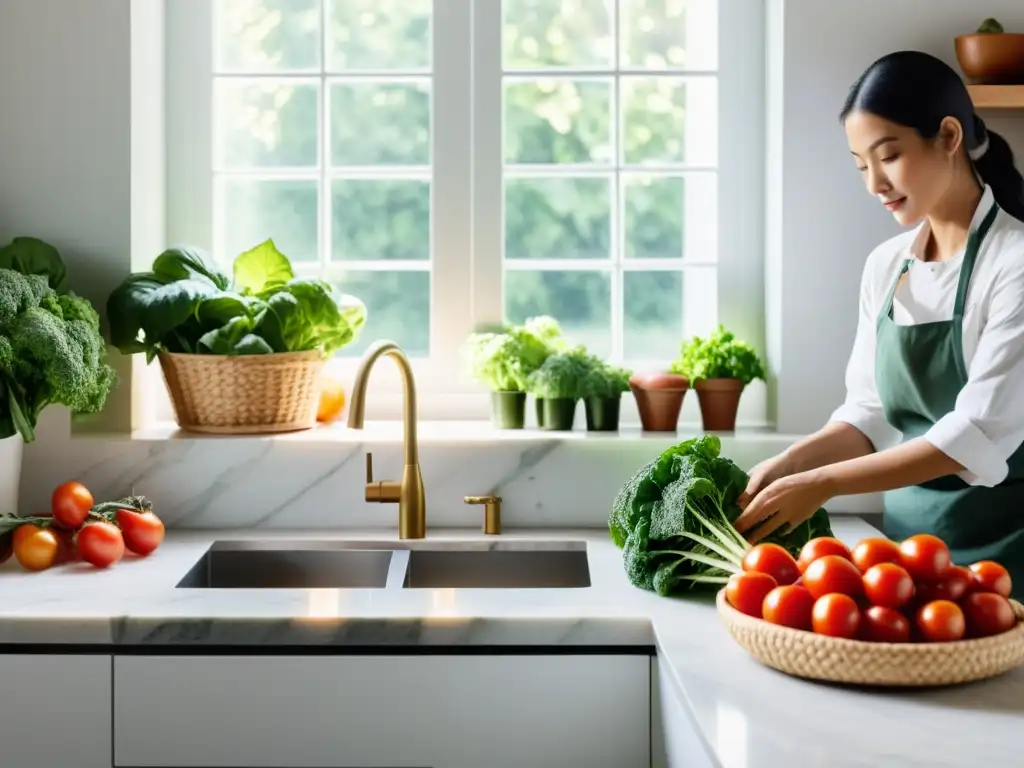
[[845, 109, 959, 226]]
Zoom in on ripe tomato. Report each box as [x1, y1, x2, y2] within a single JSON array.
[[115, 509, 165, 556], [742, 543, 800, 586], [76, 522, 125, 568], [811, 593, 861, 639], [967, 561, 1013, 599], [862, 562, 915, 609], [0, 531, 12, 565], [762, 585, 815, 630], [851, 537, 902, 572], [797, 537, 853, 573], [12, 525, 60, 571], [899, 534, 951, 582], [961, 592, 1017, 638], [803, 555, 864, 600], [914, 566, 971, 605], [51, 481, 94, 530], [860, 605, 911, 643], [726, 572, 777, 618], [915, 600, 966, 643]]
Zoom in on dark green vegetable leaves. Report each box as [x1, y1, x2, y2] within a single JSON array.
[[610, 435, 834, 596], [0, 237, 69, 294], [106, 239, 367, 361]]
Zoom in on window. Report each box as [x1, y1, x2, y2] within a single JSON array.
[[165, 0, 764, 423]]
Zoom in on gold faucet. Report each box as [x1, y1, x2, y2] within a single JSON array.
[[346, 340, 426, 539]]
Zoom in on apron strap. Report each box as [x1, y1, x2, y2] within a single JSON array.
[[878, 259, 912, 329], [954, 201, 1001, 321]]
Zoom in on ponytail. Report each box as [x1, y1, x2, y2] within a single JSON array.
[[973, 128, 1024, 223]]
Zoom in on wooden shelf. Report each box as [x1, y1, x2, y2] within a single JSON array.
[[967, 84, 1024, 109]]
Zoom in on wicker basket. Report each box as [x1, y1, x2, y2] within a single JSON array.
[[716, 589, 1024, 687], [158, 350, 326, 434]]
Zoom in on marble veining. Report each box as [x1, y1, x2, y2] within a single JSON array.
[[0, 517, 1020, 767]]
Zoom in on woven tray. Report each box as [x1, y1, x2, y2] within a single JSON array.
[[716, 588, 1024, 687], [158, 350, 326, 434]]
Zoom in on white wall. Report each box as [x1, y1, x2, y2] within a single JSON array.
[[769, 0, 1024, 433]]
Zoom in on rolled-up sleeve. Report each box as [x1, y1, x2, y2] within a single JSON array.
[[829, 252, 903, 452], [925, 259, 1024, 487]]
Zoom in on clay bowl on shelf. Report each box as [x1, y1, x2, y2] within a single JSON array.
[[956, 33, 1024, 84]]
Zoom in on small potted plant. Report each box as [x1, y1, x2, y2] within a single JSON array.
[[463, 332, 532, 429], [525, 350, 591, 431], [510, 316, 569, 428], [628, 370, 690, 432], [956, 17, 1024, 84], [671, 325, 765, 432], [583, 361, 631, 432]]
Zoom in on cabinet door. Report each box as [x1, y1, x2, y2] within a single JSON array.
[[115, 654, 649, 768], [0, 655, 112, 768], [651, 657, 715, 768]]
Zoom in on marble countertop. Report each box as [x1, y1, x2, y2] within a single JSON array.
[[0, 517, 1019, 767]]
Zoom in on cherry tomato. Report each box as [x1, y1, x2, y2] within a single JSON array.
[[0, 531, 12, 565], [860, 605, 911, 643], [742, 543, 800, 586], [862, 562, 915, 609], [115, 509, 165, 556], [961, 592, 1017, 638], [915, 600, 966, 643], [803, 555, 864, 600], [914, 566, 971, 605], [762, 585, 815, 630], [726, 571, 777, 618], [851, 537, 902, 572], [967, 561, 1013, 599], [797, 537, 853, 573], [899, 534, 951, 582], [76, 522, 125, 568], [51, 481, 94, 530], [12, 525, 60, 571], [812, 593, 861, 639]]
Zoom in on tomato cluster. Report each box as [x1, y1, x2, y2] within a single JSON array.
[[0, 482, 165, 571], [726, 535, 1016, 643]]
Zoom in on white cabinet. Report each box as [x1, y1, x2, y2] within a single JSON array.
[[115, 654, 650, 768], [0, 655, 112, 768], [651, 657, 714, 768]]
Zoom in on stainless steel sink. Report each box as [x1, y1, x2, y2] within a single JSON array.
[[401, 549, 591, 589], [176, 542, 394, 589]]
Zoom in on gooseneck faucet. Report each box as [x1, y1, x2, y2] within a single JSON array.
[[345, 340, 426, 539]]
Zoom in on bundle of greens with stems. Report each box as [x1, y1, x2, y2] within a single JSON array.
[[106, 239, 366, 360], [462, 315, 570, 393], [610, 435, 832, 596], [0, 237, 117, 442], [670, 324, 765, 385]]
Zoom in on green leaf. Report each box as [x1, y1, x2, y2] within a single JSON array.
[[233, 239, 294, 294], [258, 278, 355, 354], [152, 246, 229, 290], [1, 375, 34, 443], [198, 315, 255, 355], [106, 274, 222, 353], [233, 334, 274, 355], [196, 293, 262, 328], [0, 237, 68, 294]]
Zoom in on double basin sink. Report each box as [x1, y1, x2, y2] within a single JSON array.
[[177, 539, 592, 590]]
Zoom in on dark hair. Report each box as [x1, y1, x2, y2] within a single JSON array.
[[841, 50, 1024, 222]]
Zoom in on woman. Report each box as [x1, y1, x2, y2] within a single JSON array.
[[734, 50, 1024, 592]]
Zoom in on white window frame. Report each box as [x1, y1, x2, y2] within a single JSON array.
[[160, 0, 766, 426]]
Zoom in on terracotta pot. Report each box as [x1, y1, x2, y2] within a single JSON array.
[[956, 34, 1024, 84], [695, 378, 745, 432], [629, 372, 689, 432]]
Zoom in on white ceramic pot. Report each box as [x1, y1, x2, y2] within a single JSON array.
[[0, 434, 23, 515]]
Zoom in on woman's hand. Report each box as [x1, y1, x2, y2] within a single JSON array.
[[737, 452, 796, 510], [733, 471, 834, 544]]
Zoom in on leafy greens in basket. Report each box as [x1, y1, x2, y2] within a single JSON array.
[[106, 239, 366, 361], [609, 435, 833, 596]]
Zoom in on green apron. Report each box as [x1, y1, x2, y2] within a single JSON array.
[[876, 201, 1024, 598]]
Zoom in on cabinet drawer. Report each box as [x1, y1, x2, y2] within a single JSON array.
[[114, 654, 648, 768]]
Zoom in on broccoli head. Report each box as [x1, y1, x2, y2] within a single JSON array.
[[0, 267, 116, 441]]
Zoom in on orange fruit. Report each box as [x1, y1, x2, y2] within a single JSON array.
[[317, 376, 346, 423]]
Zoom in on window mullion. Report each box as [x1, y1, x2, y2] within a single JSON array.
[[432, 0, 474, 369], [470, 0, 505, 333]]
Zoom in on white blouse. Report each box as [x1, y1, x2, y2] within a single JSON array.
[[830, 185, 1024, 488]]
